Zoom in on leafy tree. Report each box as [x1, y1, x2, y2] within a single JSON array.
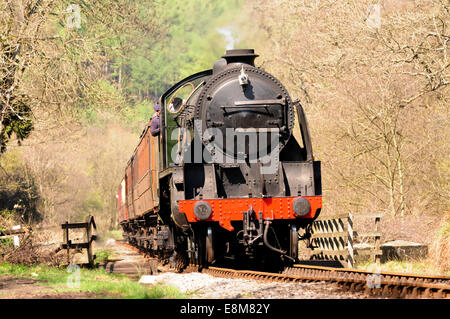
[[119, 0, 246, 100]]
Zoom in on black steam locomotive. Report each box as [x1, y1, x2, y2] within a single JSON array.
[[118, 49, 322, 271]]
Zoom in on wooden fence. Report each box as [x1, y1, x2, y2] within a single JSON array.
[[60, 215, 97, 267], [1, 215, 98, 267], [0, 225, 28, 247], [309, 213, 382, 268]]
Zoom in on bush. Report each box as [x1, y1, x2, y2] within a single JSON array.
[[0, 149, 42, 224], [0, 231, 65, 267], [94, 249, 113, 264], [429, 216, 450, 275]]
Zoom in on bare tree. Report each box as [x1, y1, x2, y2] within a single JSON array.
[[1, 0, 163, 154], [249, 0, 449, 217]]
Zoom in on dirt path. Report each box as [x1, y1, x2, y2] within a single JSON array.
[[0, 276, 105, 299], [99, 239, 155, 277], [0, 239, 148, 299]]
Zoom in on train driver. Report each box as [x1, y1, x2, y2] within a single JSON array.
[[150, 104, 160, 136]]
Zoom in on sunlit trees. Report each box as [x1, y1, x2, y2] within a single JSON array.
[[250, 0, 449, 216], [1, 0, 247, 229]]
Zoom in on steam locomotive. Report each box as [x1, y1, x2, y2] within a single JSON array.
[[117, 49, 322, 271]]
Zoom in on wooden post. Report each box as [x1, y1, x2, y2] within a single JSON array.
[[375, 216, 381, 266], [86, 216, 94, 267], [63, 221, 70, 265], [347, 213, 354, 268], [12, 225, 20, 247], [60, 216, 97, 267]]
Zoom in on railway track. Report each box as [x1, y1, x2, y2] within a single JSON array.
[[200, 264, 450, 299], [105, 241, 450, 299]]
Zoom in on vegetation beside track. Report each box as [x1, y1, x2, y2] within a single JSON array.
[[0, 263, 185, 299], [94, 249, 115, 264], [357, 218, 449, 276], [356, 260, 450, 277]]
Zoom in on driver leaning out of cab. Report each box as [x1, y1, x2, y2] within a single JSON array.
[[168, 97, 183, 113], [150, 104, 160, 136]]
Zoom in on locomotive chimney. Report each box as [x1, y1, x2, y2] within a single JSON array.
[[221, 49, 259, 66], [213, 49, 259, 75]]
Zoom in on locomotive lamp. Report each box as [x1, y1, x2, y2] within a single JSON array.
[[238, 65, 249, 86], [194, 201, 212, 220], [292, 197, 311, 216]]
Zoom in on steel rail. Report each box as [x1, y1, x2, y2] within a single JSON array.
[[200, 265, 450, 299], [117, 240, 449, 298]]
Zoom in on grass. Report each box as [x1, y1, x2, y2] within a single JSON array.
[[0, 263, 186, 299], [356, 260, 450, 276], [94, 249, 114, 263], [0, 237, 13, 247], [357, 218, 450, 277]]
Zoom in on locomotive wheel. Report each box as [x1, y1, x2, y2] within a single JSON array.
[[173, 249, 189, 273], [206, 226, 214, 264], [195, 226, 214, 267], [169, 177, 189, 230], [187, 236, 196, 264], [289, 225, 299, 260]]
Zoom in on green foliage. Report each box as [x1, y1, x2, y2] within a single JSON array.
[[0, 237, 13, 247], [0, 209, 15, 219], [120, 0, 246, 99], [0, 0, 246, 155], [0, 149, 41, 223], [83, 196, 104, 212], [105, 230, 124, 241], [78, 107, 99, 124], [0, 263, 186, 299], [0, 0, 248, 229], [0, 99, 33, 154], [356, 260, 446, 276], [74, 80, 153, 133], [94, 249, 113, 263], [121, 100, 155, 132], [0, 148, 22, 173], [438, 220, 450, 237]]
